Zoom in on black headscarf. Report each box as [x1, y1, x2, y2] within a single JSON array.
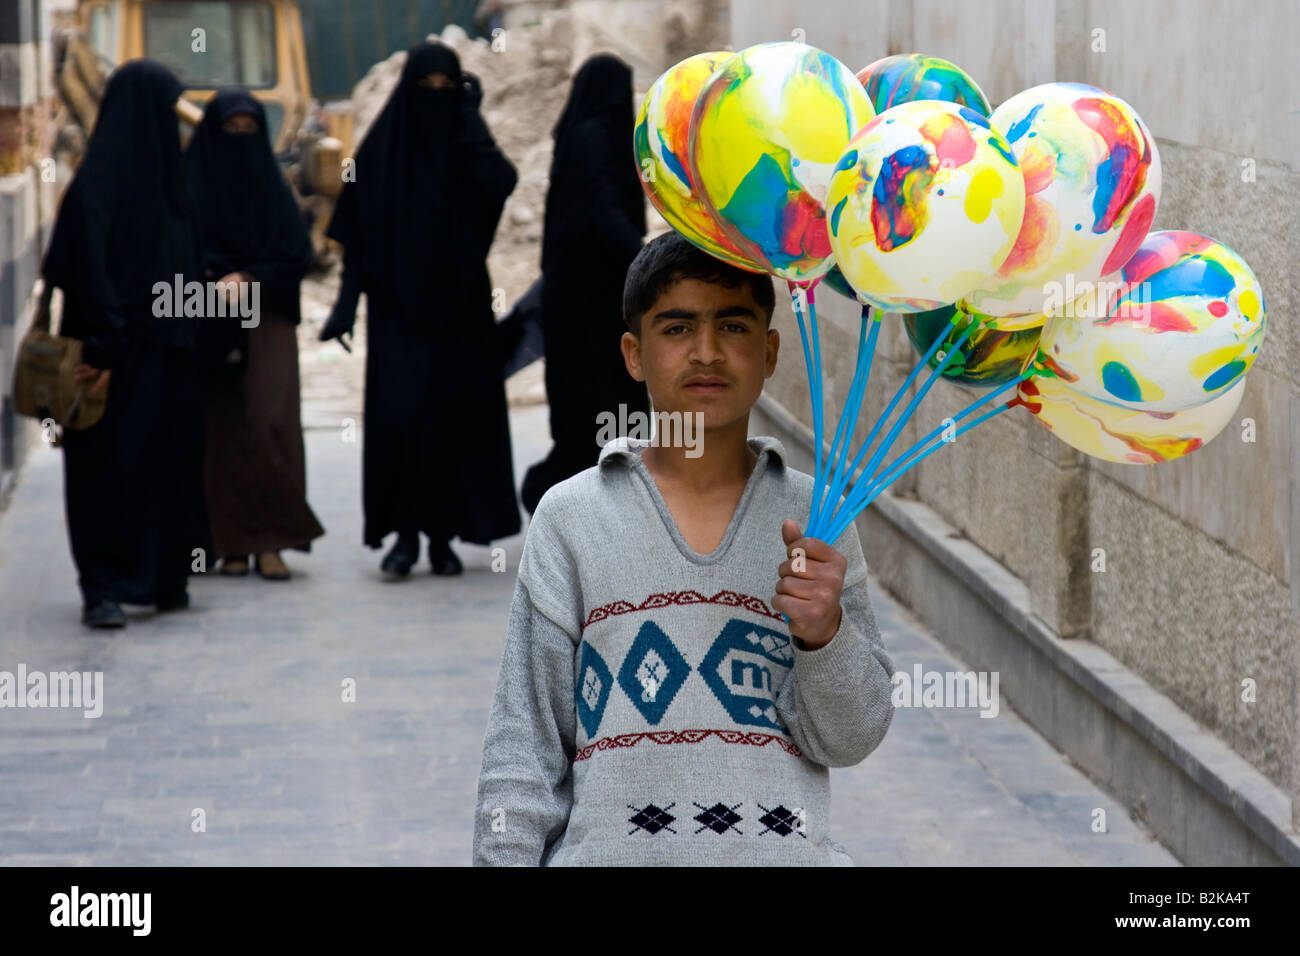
[[542, 53, 646, 271], [326, 40, 473, 318], [184, 87, 311, 320], [42, 58, 200, 327]]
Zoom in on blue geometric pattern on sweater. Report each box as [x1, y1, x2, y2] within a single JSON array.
[[700, 618, 793, 732], [616, 621, 691, 725], [575, 642, 613, 739]]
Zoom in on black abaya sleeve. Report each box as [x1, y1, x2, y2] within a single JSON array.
[[42, 183, 128, 371], [324, 178, 360, 263], [456, 110, 518, 267], [325, 249, 363, 332], [324, 180, 364, 325], [71, 298, 128, 372], [572, 117, 644, 264], [242, 223, 313, 322]]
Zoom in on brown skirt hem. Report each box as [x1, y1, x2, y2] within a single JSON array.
[[203, 309, 325, 556]]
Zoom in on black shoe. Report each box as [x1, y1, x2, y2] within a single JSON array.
[[157, 590, 190, 612], [429, 539, 463, 576], [381, 534, 420, 578], [83, 601, 126, 629]]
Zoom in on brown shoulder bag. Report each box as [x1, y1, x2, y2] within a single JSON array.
[[12, 283, 108, 432]]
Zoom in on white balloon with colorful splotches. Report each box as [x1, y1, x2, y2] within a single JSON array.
[[825, 100, 1025, 313], [1015, 371, 1245, 465], [1035, 231, 1266, 412], [963, 82, 1161, 319]]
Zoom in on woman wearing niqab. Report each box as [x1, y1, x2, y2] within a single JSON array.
[[184, 88, 324, 580], [519, 53, 648, 515], [40, 59, 210, 628], [320, 40, 520, 576]]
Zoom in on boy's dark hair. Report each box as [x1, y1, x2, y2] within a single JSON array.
[[622, 231, 776, 335]]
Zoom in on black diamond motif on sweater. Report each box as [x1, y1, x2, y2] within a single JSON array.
[[757, 803, 806, 838], [628, 803, 677, 835], [693, 801, 743, 835]]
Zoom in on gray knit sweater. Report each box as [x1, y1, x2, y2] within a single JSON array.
[[472, 435, 896, 866]]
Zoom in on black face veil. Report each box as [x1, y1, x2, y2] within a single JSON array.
[[184, 87, 311, 316], [42, 58, 200, 318], [325, 40, 475, 320]]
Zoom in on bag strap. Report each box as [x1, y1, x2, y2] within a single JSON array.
[[33, 280, 54, 334]]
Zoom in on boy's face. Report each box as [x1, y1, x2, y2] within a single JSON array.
[[621, 276, 779, 432]]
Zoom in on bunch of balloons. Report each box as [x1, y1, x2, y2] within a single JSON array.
[[635, 44, 1267, 542]]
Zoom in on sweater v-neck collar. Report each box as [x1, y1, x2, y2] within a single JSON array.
[[599, 435, 788, 566]]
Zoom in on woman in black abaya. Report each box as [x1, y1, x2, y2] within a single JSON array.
[[519, 53, 648, 515], [320, 40, 519, 577], [185, 88, 324, 581], [41, 59, 209, 628]]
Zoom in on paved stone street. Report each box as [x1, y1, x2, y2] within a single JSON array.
[[0, 395, 1178, 865]]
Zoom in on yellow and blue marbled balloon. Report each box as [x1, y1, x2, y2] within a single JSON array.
[[688, 42, 875, 284], [826, 100, 1024, 312], [857, 53, 991, 116], [1013, 365, 1245, 465], [1035, 230, 1266, 412], [634, 52, 759, 272], [903, 304, 1043, 389], [963, 82, 1161, 318]]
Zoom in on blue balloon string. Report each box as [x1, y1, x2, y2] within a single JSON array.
[[823, 369, 1033, 542], [871, 371, 1029, 487], [790, 283, 821, 538], [826, 399, 1019, 543], [813, 315, 865, 528], [810, 306, 876, 537], [817, 312, 963, 537], [849, 315, 979, 504], [851, 369, 1027, 510], [790, 286, 816, 444], [784, 281, 829, 626], [809, 284, 825, 530]]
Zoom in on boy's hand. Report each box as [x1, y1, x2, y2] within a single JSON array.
[[772, 519, 845, 650]]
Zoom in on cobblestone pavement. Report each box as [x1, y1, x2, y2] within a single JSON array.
[[0, 280, 1178, 864]]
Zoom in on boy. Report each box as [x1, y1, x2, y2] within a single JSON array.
[[472, 232, 896, 865]]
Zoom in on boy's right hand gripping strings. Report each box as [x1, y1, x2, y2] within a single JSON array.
[[771, 519, 846, 651]]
